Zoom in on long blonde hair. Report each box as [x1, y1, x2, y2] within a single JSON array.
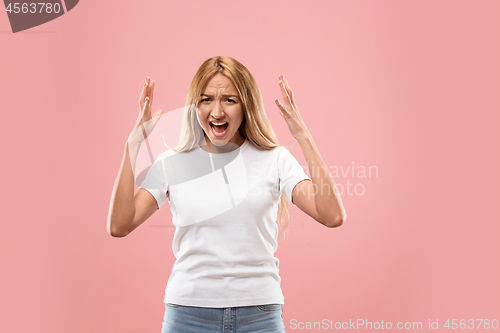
[[171, 56, 293, 240]]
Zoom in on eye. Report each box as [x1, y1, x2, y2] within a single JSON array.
[[200, 98, 210, 103], [226, 98, 237, 103]]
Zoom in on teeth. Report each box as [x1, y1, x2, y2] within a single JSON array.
[[211, 122, 227, 126]]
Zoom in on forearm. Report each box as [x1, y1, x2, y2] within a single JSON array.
[[295, 132, 346, 225], [106, 140, 141, 237]]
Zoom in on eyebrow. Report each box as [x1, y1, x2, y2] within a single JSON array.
[[201, 94, 239, 98]]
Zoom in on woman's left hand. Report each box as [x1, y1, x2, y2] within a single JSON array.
[[275, 74, 310, 140]]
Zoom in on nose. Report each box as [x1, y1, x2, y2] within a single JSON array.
[[211, 99, 225, 119]]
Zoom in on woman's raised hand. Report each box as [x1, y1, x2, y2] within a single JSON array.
[[128, 76, 163, 144], [274, 74, 310, 140]]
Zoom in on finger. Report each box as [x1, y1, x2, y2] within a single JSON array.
[[149, 80, 155, 106], [152, 109, 163, 126], [145, 77, 151, 104], [274, 99, 284, 117], [139, 77, 148, 105], [143, 97, 150, 117], [282, 75, 295, 104], [283, 76, 304, 121], [279, 79, 292, 107], [153, 109, 163, 118], [274, 98, 288, 117], [280, 76, 294, 104], [146, 77, 151, 101]]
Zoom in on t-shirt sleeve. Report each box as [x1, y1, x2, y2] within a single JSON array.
[[278, 147, 311, 206], [138, 153, 169, 209]]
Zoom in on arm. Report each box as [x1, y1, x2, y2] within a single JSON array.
[[106, 77, 164, 237], [106, 141, 159, 237], [292, 133, 346, 228], [275, 74, 346, 228]]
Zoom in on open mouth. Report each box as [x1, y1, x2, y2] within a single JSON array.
[[210, 121, 229, 136]]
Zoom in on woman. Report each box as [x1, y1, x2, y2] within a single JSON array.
[[107, 56, 346, 333]]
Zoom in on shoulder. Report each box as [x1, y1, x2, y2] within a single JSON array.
[[244, 141, 285, 160], [276, 145, 303, 169], [244, 140, 286, 154], [275, 145, 297, 160], [156, 148, 186, 160], [244, 143, 301, 171]]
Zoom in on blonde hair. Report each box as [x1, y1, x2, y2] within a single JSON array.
[[171, 56, 294, 240]]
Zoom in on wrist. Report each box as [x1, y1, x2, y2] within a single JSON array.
[[127, 130, 145, 145], [126, 136, 143, 151], [294, 131, 312, 143]]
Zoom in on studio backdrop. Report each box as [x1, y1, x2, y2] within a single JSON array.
[[1, 1, 499, 332]]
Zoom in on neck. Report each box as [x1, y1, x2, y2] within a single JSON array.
[[202, 134, 245, 154]]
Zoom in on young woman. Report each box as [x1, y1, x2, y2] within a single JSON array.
[[107, 56, 346, 333]]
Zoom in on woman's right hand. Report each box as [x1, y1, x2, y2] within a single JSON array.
[[128, 76, 163, 144]]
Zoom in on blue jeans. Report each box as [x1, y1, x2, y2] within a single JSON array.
[[161, 302, 286, 333]]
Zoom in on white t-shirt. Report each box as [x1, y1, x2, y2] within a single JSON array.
[[139, 138, 311, 307]]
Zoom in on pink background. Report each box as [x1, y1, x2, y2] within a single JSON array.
[[1, 1, 499, 332]]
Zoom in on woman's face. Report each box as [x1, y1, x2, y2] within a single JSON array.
[[197, 73, 245, 149]]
